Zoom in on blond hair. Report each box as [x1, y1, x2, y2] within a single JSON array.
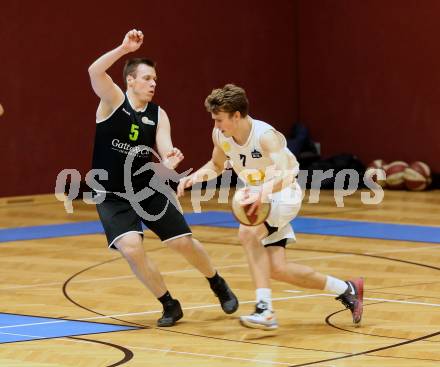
[[205, 84, 249, 117]]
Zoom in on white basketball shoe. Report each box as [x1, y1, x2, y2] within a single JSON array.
[[239, 301, 278, 330]]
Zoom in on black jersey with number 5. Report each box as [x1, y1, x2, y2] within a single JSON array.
[[92, 95, 159, 193]]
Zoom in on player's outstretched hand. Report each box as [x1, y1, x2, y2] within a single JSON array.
[[177, 175, 194, 197], [163, 147, 184, 170]]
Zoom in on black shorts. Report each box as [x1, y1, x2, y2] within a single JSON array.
[[263, 222, 287, 248], [96, 192, 192, 249]]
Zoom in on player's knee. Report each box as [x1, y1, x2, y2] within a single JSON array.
[[238, 226, 259, 245], [117, 242, 144, 263], [167, 235, 193, 253], [270, 262, 287, 281]]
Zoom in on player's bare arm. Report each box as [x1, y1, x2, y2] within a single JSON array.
[[88, 29, 143, 118], [177, 130, 228, 197], [242, 130, 297, 215], [259, 130, 297, 196], [156, 108, 184, 169]]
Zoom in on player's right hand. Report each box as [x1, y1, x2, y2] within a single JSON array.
[[177, 175, 194, 197], [122, 29, 144, 52], [235, 187, 260, 212]]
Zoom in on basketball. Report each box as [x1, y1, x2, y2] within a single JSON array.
[[385, 161, 408, 190], [365, 159, 387, 187], [232, 189, 271, 226], [403, 161, 432, 191]]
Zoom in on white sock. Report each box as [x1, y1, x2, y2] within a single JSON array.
[[256, 288, 272, 310], [325, 276, 348, 295]]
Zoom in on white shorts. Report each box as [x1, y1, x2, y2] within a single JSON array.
[[262, 182, 302, 246]]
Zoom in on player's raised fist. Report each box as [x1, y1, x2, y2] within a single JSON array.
[[121, 29, 144, 52]]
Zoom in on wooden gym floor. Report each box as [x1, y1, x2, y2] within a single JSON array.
[[0, 189, 439, 366]]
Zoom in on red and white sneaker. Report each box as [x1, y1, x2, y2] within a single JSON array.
[[335, 278, 364, 326]]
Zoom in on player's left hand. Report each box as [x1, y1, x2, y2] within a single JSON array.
[[163, 147, 184, 169]]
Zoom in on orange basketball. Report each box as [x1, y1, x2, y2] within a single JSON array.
[[385, 161, 408, 190], [403, 161, 432, 191], [232, 189, 271, 226]]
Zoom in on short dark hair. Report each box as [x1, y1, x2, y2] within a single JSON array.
[[123, 58, 156, 85], [204, 84, 249, 117]]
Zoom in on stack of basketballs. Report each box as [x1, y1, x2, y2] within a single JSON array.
[[365, 160, 432, 191]]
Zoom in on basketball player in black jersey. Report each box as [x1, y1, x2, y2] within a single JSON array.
[[88, 29, 238, 327]]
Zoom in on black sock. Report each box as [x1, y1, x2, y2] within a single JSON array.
[[207, 271, 222, 286], [158, 291, 174, 306]]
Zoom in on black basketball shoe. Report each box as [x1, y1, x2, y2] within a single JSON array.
[[157, 299, 183, 327], [210, 277, 239, 314], [335, 278, 364, 326]]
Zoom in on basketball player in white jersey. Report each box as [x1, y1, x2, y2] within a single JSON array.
[[177, 84, 363, 330]]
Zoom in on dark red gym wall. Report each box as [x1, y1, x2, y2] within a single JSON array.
[[298, 0, 440, 171], [2, 1, 440, 198], [0, 0, 298, 197]]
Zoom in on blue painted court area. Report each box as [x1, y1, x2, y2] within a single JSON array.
[[0, 313, 139, 344], [0, 221, 104, 242], [190, 213, 440, 244], [0, 211, 439, 244]]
